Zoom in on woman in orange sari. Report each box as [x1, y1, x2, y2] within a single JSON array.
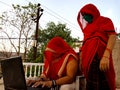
[[27, 36, 78, 90], [77, 3, 116, 90]]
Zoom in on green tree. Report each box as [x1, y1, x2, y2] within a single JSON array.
[[27, 22, 79, 63]]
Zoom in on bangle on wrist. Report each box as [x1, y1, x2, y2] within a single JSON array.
[[103, 56, 109, 59], [105, 47, 112, 54], [52, 80, 57, 88]]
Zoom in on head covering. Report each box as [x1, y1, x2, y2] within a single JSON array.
[[43, 37, 78, 80], [46, 37, 72, 53], [77, 3, 116, 40], [80, 3, 100, 20], [77, 3, 100, 30]]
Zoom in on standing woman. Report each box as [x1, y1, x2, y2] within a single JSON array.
[[77, 3, 116, 90]]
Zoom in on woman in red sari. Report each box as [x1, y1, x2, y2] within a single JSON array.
[[27, 37, 78, 90], [77, 3, 116, 90]]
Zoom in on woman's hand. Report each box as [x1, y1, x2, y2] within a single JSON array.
[[26, 76, 46, 87], [99, 56, 109, 71], [26, 79, 37, 86], [32, 80, 52, 88], [39, 74, 50, 81]]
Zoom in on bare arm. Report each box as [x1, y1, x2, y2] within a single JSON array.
[[100, 34, 116, 71], [56, 57, 78, 85]]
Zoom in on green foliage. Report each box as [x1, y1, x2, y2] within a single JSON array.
[[37, 22, 78, 45], [12, 2, 38, 17]]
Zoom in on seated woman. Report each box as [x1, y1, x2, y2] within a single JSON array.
[[26, 36, 78, 90]]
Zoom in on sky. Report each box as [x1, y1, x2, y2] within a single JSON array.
[[0, 0, 120, 40]]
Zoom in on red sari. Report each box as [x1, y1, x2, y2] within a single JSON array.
[[43, 37, 78, 80], [77, 3, 116, 90]]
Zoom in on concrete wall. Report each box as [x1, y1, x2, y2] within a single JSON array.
[[112, 39, 120, 88]]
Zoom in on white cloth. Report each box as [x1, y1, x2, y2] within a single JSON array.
[[59, 82, 76, 90], [80, 13, 88, 29]]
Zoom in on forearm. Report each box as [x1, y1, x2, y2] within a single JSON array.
[[100, 34, 116, 71], [103, 34, 116, 57], [56, 59, 78, 86], [55, 76, 74, 86], [106, 34, 116, 50]]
